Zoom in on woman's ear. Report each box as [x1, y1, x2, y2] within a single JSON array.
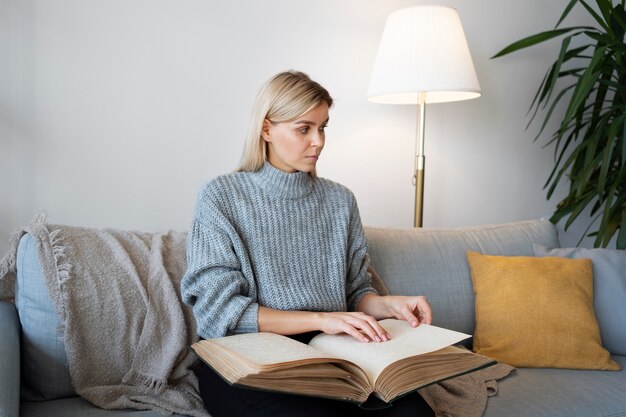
[[261, 119, 272, 142]]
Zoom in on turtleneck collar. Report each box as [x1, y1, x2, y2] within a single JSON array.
[[250, 162, 314, 199]]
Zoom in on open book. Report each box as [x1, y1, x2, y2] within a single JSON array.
[[191, 319, 495, 405]]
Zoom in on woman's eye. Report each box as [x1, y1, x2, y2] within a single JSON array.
[[299, 127, 310, 134]]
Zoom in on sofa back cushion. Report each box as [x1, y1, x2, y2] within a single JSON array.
[[364, 219, 559, 335], [15, 233, 75, 400]]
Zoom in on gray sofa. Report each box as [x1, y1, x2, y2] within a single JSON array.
[[1, 219, 625, 417]]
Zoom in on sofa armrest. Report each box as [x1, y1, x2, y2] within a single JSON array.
[[0, 301, 20, 417]]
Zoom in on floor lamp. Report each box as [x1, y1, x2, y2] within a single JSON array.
[[367, 5, 481, 227]]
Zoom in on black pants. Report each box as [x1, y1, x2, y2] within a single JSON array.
[[197, 363, 435, 417]]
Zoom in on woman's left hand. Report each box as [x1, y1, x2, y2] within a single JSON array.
[[382, 295, 432, 327], [357, 294, 433, 328]]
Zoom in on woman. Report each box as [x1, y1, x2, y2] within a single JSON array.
[[181, 70, 434, 417]]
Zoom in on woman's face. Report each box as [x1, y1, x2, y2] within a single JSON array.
[[262, 102, 329, 173]]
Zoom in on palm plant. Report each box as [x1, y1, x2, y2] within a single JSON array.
[[493, 0, 626, 248]]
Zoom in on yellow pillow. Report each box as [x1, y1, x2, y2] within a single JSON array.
[[466, 251, 619, 370]]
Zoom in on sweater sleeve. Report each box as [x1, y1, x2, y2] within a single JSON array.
[[180, 193, 259, 339], [345, 194, 378, 311]]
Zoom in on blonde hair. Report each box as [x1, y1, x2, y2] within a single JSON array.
[[237, 71, 333, 176]]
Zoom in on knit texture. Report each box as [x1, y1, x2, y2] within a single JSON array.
[[181, 162, 376, 339]]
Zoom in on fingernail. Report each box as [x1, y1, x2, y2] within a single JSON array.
[[374, 336, 381, 343], [411, 321, 418, 327]]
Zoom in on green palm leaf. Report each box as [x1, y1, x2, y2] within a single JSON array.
[[493, 0, 626, 249], [491, 27, 594, 58]]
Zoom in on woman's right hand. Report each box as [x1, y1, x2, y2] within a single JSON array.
[[318, 311, 390, 343], [257, 307, 389, 343]]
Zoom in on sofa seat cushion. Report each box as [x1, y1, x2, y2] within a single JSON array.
[[21, 397, 190, 417], [364, 219, 559, 334], [484, 355, 626, 417], [0, 302, 20, 417]]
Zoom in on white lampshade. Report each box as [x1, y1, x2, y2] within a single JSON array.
[[367, 5, 481, 104]]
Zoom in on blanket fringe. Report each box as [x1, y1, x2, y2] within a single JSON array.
[[0, 232, 18, 299], [123, 369, 168, 394], [0, 230, 19, 279], [49, 229, 72, 284], [30, 210, 49, 227], [45, 226, 72, 327]]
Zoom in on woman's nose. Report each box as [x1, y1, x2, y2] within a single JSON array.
[[311, 131, 325, 148]]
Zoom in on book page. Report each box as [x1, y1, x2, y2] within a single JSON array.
[[211, 332, 340, 367], [308, 320, 470, 385]]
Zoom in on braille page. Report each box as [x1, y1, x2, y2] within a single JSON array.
[[308, 320, 470, 384]]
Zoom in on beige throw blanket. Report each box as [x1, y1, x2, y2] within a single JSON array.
[[419, 362, 516, 417], [0, 216, 208, 417]]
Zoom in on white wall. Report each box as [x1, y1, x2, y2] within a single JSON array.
[[1, 0, 598, 255]]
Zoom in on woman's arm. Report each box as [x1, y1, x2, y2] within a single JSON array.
[[181, 216, 259, 339], [258, 306, 391, 343], [356, 293, 433, 327], [258, 293, 433, 343]]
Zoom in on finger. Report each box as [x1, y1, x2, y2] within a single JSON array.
[[357, 314, 389, 342], [340, 322, 370, 343], [400, 306, 420, 327], [418, 298, 433, 324], [348, 316, 384, 343], [365, 316, 390, 342]]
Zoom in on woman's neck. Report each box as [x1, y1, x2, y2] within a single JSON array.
[[251, 162, 314, 199]]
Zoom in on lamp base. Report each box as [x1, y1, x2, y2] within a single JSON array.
[[414, 162, 425, 228]]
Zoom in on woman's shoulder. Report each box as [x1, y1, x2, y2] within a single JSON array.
[[194, 171, 254, 213], [192, 171, 256, 225], [199, 171, 250, 197]]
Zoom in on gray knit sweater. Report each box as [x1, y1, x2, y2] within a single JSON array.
[[181, 162, 376, 339]]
